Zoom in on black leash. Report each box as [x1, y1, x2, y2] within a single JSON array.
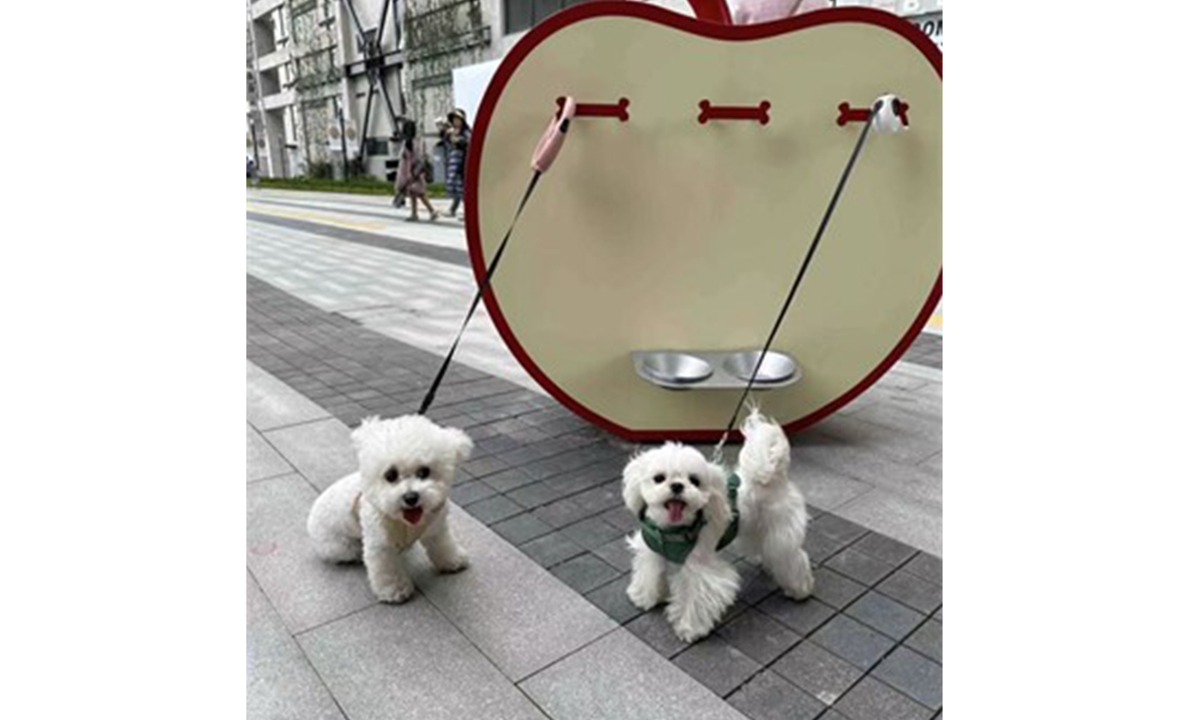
[[418, 171, 542, 415], [713, 99, 883, 457]]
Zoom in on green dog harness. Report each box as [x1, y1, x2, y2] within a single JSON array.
[[639, 473, 741, 564]]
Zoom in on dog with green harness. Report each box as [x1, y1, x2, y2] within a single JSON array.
[[622, 411, 815, 642]]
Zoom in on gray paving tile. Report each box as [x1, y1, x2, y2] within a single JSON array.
[[934, 607, 942, 621], [261, 418, 357, 492], [850, 403, 942, 445], [508, 479, 575, 508], [248, 362, 331, 431], [246, 574, 345, 720], [736, 562, 780, 605], [626, 610, 692, 658], [518, 531, 587, 568], [756, 594, 837, 636], [562, 516, 626, 549], [715, 607, 801, 664], [815, 413, 941, 465], [571, 480, 625, 514], [772, 641, 863, 707], [491, 513, 554, 545], [463, 494, 524, 524], [406, 509, 615, 681], [727, 670, 825, 720], [482, 467, 540, 493], [809, 514, 870, 547], [877, 571, 942, 615], [450, 479, 498, 506], [801, 443, 942, 509], [803, 528, 852, 565], [592, 537, 633, 572], [246, 474, 377, 633], [810, 615, 896, 670], [903, 552, 943, 585], [810, 567, 869, 609], [298, 601, 547, 720], [824, 548, 894, 587], [519, 629, 747, 720], [551, 553, 623, 594], [845, 591, 925, 640], [532, 498, 596, 529], [852, 532, 920, 567], [247, 424, 294, 483], [874, 646, 942, 709], [836, 490, 942, 558], [904, 619, 942, 663], [791, 462, 872, 511], [584, 576, 642, 625], [598, 504, 641, 532], [834, 676, 934, 720], [673, 635, 762, 697]]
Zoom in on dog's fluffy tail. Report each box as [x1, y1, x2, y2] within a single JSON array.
[[736, 410, 791, 486]]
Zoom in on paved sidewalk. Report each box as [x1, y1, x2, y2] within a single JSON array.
[[247, 192, 942, 720], [246, 208, 942, 552], [248, 361, 750, 720]]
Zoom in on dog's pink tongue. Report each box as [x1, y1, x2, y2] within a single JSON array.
[[666, 500, 685, 524], [402, 507, 424, 525]]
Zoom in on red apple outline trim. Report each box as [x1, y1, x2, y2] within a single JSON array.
[[465, 2, 943, 442]]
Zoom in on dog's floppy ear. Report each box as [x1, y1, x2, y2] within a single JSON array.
[[442, 426, 474, 465], [621, 451, 650, 515], [703, 461, 732, 532], [351, 416, 383, 452]]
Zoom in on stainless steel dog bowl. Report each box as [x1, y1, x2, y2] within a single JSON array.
[[638, 352, 714, 384], [632, 349, 802, 390], [724, 351, 797, 384]]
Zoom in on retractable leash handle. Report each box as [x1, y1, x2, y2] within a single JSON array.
[[417, 98, 577, 416], [532, 96, 576, 172]]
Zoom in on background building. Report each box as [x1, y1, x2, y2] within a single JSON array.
[[246, 0, 942, 180]]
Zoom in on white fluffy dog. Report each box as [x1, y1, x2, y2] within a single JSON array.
[[307, 415, 473, 603], [623, 411, 814, 641]]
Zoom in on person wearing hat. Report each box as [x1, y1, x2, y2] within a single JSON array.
[[442, 109, 471, 219]]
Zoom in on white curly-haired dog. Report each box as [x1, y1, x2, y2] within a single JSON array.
[[623, 411, 814, 641], [307, 415, 473, 603]]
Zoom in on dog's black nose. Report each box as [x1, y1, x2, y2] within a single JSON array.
[[402, 492, 420, 507], [670, 482, 684, 495]]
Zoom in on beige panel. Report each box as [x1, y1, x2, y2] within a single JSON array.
[[476, 16, 941, 432]]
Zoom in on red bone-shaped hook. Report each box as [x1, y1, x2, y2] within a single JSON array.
[[838, 99, 910, 127], [556, 96, 630, 122], [698, 100, 771, 125]]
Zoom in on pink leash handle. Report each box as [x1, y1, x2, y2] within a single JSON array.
[[531, 96, 576, 173]]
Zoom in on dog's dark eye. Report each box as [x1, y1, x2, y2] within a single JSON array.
[[653, 473, 666, 484], [689, 474, 701, 487], [384, 467, 399, 483], [415, 466, 431, 479]]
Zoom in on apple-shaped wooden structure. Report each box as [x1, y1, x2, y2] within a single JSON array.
[[465, 1, 941, 442]]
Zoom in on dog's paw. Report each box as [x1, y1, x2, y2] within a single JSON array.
[[433, 552, 470, 574], [626, 583, 662, 611], [671, 615, 716, 643], [780, 580, 814, 601], [373, 579, 416, 604]]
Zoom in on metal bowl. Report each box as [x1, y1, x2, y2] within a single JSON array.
[[638, 352, 714, 384], [724, 351, 797, 383]]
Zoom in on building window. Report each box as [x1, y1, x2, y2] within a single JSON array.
[[505, 0, 593, 36], [365, 138, 391, 156]]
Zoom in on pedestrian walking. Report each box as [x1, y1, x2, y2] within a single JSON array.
[[443, 109, 471, 219], [394, 119, 439, 222]]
